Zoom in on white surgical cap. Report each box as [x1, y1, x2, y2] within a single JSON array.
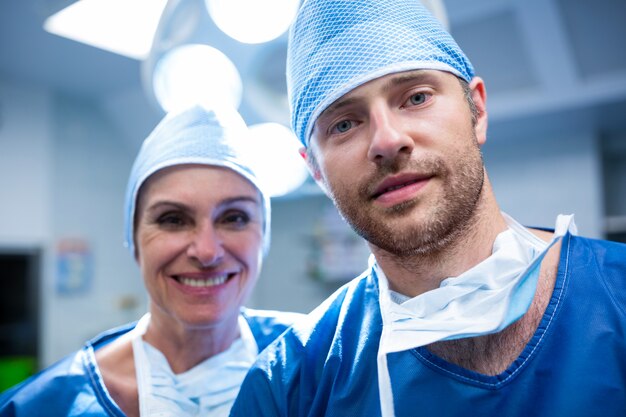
[[123, 105, 271, 256], [287, 0, 475, 147]]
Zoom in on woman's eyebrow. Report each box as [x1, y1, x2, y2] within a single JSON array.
[[218, 196, 261, 208], [146, 200, 189, 213]]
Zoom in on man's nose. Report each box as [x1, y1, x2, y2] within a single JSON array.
[[186, 222, 224, 267], [366, 104, 414, 163]]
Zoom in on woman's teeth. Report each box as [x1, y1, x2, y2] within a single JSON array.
[[178, 275, 229, 287]]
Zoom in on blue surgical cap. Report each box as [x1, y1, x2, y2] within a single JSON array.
[[287, 0, 475, 147], [123, 105, 271, 256]]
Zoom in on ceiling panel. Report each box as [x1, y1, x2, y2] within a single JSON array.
[[451, 9, 539, 94], [558, 0, 626, 79]]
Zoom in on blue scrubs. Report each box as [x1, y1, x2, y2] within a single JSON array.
[[230, 234, 626, 416], [0, 308, 302, 417]]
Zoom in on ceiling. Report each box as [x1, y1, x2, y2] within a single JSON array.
[[1, 0, 626, 160]]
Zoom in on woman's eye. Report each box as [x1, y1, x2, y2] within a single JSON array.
[[333, 120, 353, 134], [156, 213, 186, 228], [222, 211, 250, 228], [407, 93, 427, 106]]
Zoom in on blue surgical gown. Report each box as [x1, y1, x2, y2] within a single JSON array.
[[0, 308, 302, 416], [230, 234, 626, 416]]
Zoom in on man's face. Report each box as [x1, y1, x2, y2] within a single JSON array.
[[308, 70, 488, 256]]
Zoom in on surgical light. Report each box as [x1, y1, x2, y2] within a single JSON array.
[[44, 0, 168, 60], [152, 43, 242, 113], [205, 0, 300, 44], [246, 123, 309, 197]]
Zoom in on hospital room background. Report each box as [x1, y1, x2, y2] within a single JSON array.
[[1, 0, 625, 391]]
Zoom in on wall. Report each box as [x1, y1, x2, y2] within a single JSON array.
[[45, 94, 145, 365], [0, 78, 146, 367], [250, 194, 364, 313], [0, 80, 52, 246], [603, 131, 626, 218], [484, 126, 604, 238]]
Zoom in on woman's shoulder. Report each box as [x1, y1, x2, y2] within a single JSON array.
[[0, 354, 95, 414], [0, 322, 137, 416], [94, 331, 137, 417]]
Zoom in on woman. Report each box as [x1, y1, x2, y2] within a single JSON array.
[[0, 105, 301, 416]]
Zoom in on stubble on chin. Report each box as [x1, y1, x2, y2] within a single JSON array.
[[327, 146, 485, 260]]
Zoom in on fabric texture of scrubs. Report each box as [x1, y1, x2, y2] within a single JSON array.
[[0, 309, 301, 417], [230, 234, 626, 417]]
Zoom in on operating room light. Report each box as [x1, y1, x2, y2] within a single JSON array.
[[205, 0, 300, 44], [246, 123, 309, 197], [43, 0, 168, 60], [152, 44, 243, 113]]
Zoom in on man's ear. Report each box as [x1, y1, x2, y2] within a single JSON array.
[[299, 146, 330, 196], [300, 147, 323, 181], [469, 76, 488, 146]]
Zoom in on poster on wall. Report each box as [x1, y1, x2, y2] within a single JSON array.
[[55, 237, 93, 295], [307, 206, 371, 283]]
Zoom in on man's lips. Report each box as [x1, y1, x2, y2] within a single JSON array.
[[371, 174, 433, 200]]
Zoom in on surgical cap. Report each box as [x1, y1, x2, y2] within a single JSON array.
[[287, 0, 475, 147], [123, 105, 271, 256]]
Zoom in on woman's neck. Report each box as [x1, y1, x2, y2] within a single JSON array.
[[143, 311, 240, 374]]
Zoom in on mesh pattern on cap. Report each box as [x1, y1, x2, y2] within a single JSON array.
[[123, 106, 271, 256], [287, 0, 474, 146]]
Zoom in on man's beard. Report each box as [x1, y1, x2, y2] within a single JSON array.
[[326, 140, 485, 258]]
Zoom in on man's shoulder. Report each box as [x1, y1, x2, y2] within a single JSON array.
[[241, 307, 305, 330], [568, 235, 626, 309], [241, 308, 306, 352], [232, 272, 383, 416], [292, 270, 379, 341], [251, 270, 381, 373], [569, 235, 626, 267]]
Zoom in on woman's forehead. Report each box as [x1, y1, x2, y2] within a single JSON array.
[[139, 165, 261, 207]]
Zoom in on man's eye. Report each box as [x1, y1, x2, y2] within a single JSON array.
[[408, 93, 427, 106], [333, 120, 353, 133]]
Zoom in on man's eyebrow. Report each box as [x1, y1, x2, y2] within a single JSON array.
[[319, 96, 360, 121], [384, 70, 435, 89]]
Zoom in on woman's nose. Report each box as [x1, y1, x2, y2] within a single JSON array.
[[186, 222, 224, 267], [366, 105, 414, 163]]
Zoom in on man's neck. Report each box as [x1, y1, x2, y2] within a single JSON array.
[[372, 191, 507, 298], [427, 236, 560, 375]]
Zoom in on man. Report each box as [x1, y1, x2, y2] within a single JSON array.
[[230, 0, 626, 416]]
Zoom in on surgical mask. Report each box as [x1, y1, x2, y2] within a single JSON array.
[[376, 213, 577, 417], [131, 313, 258, 417]]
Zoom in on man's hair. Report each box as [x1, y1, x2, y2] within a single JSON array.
[[307, 76, 480, 169], [458, 77, 479, 126]]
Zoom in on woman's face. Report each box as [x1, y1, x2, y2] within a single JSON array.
[[135, 164, 264, 330]]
